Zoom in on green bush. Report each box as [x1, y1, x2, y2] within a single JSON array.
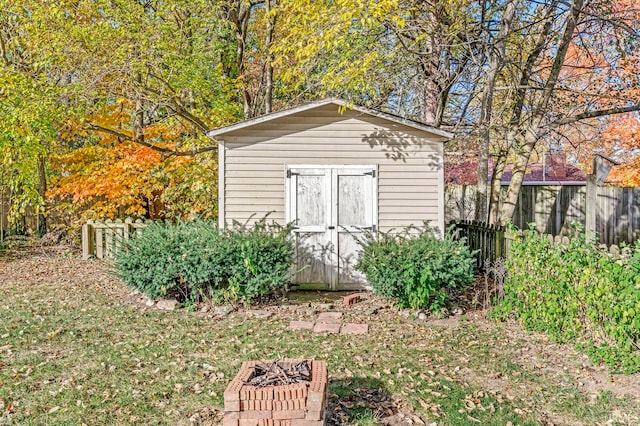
[[115, 219, 294, 305], [491, 226, 640, 373], [355, 225, 475, 311]]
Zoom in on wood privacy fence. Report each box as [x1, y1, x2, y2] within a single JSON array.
[[445, 184, 640, 246], [82, 219, 148, 260]]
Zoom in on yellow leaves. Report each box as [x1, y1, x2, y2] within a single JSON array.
[[48, 328, 63, 339]]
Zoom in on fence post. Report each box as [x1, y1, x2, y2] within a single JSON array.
[[114, 219, 123, 256], [585, 173, 597, 239], [96, 226, 104, 259], [124, 217, 133, 242], [133, 219, 145, 237], [82, 220, 94, 260], [104, 219, 114, 259], [498, 226, 503, 260]]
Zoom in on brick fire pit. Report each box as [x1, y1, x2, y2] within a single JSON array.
[[223, 359, 328, 426]]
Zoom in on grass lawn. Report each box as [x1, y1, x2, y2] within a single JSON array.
[[1, 249, 638, 425]]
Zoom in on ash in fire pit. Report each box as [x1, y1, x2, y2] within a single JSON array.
[[246, 360, 311, 387]]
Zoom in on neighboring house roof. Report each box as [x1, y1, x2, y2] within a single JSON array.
[[445, 156, 587, 185], [207, 98, 454, 140]]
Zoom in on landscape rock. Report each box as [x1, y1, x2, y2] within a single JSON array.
[[144, 297, 155, 307], [317, 303, 335, 310], [246, 309, 273, 319], [213, 305, 235, 317], [297, 307, 318, 316], [417, 312, 428, 321], [156, 298, 179, 311], [452, 307, 465, 316], [366, 306, 381, 315], [199, 304, 210, 313]]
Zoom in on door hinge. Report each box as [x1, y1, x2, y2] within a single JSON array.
[[364, 170, 376, 178], [286, 170, 299, 178]]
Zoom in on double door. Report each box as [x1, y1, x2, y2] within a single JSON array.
[[287, 165, 377, 289]]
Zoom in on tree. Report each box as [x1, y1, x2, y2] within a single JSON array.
[[492, 0, 640, 223], [0, 0, 252, 225], [274, 0, 640, 224], [49, 100, 218, 220], [0, 2, 69, 231], [274, 0, 478, 122]]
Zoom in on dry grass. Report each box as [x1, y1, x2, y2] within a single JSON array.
[[0, 249, 638, 425]]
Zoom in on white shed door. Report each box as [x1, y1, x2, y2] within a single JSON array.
[[288, 166, 377, 289]]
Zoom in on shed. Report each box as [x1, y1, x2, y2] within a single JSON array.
[[209, 98, 452, 290]]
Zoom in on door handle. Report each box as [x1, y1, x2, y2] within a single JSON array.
[[328, 226, 336, 230]]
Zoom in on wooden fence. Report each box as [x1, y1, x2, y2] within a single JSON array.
[[449, 220, 631, 270], [449, 220, 511, 268], [82, 219, 147, 260], [446, 184, 640, 246]]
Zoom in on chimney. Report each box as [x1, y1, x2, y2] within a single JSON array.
[[545, 153, 567, 179]]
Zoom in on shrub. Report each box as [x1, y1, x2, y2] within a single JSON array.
[[115, 219, 294, 305], [355, 225, 475, 311], [491, 226, 640, 373]]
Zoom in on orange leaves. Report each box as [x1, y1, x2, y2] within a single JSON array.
[[602, 114, 640, 151], [48, 99, 217, 220], [50, 141, 164, 219], [598, 113, 640, 186], [606, 158, 640, 186]]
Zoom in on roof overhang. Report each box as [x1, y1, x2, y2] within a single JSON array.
[[207, 98, 454, 140]]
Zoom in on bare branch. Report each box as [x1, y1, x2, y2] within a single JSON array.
[[550, 105, 640, 127], [85, 123, 217, 157]]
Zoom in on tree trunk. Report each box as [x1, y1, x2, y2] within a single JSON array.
[[500, 134, 536, 224], [264, 0, 274, 114], [37, 154, 48, 234], [488, 153, 507, 224], [498, 0, 584, 223], [135, 73, 145, 144], [422, 77, 438, 125], [475, 0, 518, 222]]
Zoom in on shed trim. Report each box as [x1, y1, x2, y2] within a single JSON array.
[[218, 141, 226, 229], [437, 143, 445, 234], [207, 98, 453, 140]]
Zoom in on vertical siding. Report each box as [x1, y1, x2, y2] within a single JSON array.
[[220, 105, 446, 233]]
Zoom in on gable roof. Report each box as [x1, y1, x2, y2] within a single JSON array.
[[207, 98, 454, 139]]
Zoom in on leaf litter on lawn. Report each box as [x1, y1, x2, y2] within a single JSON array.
[[1, 249, 639, 425]]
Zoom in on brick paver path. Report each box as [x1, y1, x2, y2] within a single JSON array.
[[288, 312, 368, 335]]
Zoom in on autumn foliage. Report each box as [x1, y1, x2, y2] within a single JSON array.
[[1, 0, 640, 233], [49, 101, 217, 221]]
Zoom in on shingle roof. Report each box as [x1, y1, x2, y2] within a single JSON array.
[[445, 159, 587, 185]]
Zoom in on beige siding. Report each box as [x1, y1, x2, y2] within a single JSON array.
[[221, 104, 445, 233]]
